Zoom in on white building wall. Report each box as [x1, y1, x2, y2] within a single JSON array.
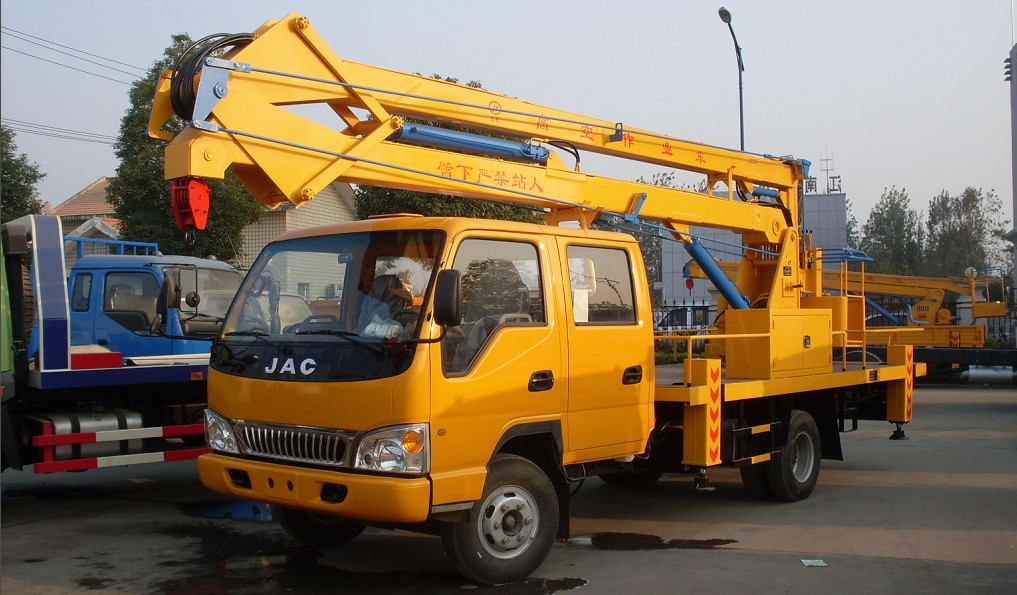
[[237, 182, 357, 271]]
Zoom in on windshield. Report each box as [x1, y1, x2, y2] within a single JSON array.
[[173, 265, 244, 320], [214, 230, 444, 382]]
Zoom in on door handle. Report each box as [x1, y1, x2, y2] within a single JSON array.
[[528, 370, 554, 392], [622, 365, 642, 385]]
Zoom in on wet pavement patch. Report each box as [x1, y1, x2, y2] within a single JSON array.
[[586, 532, 736, 551], [151, 522, 586, 594], [76, 576, 114, 590], [177, 498, 273, 520]]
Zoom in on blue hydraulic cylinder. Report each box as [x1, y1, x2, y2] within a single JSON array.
[[683, 239, 751, 309], [391, 123, 550, 164]]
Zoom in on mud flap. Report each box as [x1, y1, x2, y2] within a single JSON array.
[[886, 345, 914, 424], [682, 359, 722, 467]]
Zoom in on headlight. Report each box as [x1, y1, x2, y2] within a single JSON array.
[[354, 424, 429, 474], [204, 409, 240, 454]]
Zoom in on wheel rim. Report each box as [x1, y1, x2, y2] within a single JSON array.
[[477, 483, 539, 560], [790, 431, 815, 483]]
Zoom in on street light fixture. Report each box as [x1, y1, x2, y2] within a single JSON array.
[[718, 6, 745, 151]]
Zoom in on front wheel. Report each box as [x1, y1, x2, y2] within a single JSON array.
[[441, 454, 558, 585], [273, 506, 366, 547], [766, 410, 821, 502]]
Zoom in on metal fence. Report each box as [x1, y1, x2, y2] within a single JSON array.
[[652, 300, 714, 359], [653, 299, 713, 331], [984, 307, 1017, 347]]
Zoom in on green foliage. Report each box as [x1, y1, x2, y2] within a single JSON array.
[[923, 187, 1009, 278], [859, 186, 1012, 281], [860, 187, 924, 275], [106, 34, 261, 263], [845, 196, 861, 249], [354, 186, 542, 222], [0, 126, 46, 222]]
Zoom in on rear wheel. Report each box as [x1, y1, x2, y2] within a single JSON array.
[[273, 506, 366, 546], [441, 454, 558, 585], [766, 410, 821, 502]]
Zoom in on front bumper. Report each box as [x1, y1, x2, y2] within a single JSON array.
[[198, 453, 432, 523]]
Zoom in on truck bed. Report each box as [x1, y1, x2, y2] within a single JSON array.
[[653, 360, 920, 404]]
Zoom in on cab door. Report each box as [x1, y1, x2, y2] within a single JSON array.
[[558, 240, 653, 456], [428, 234, 564, 504]]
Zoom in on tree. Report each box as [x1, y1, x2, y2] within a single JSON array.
[[859, 187, 923, 275], [845, 196, 860, 250], [0, 126, 46, 222], [354, 186, 542, 223], [923, 187, 1010, 278], [106, 34, 261, 263]]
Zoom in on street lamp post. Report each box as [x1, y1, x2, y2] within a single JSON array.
[[718, 6, 745, 151]]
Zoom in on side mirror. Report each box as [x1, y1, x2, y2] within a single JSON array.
[[185, 291, 201, 308], [161, 269, 181, 309], [433, 270, 462, 328]]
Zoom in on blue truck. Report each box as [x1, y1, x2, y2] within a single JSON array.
[[2, 215, 243, 473]]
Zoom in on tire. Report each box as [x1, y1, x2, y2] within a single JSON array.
[[765, 410, 821, 502], [739, 462, 772, 499], [598, 469, 662, 488], [273, 506, 366, 547], [441, 454, 558, 585]]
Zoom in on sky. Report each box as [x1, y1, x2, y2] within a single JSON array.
[[1, 0, 1014, 228]]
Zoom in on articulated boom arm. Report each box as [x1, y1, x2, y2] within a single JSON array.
[[819, 267, 1008, 321], [150, 13, 812, 308], [688, 253, 1009, 321]]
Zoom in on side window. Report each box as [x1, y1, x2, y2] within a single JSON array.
[[71, 274, 92, 312], [443, 239, 543, 375], [104, 272, 160, 332], [567, 245, 637, 324]]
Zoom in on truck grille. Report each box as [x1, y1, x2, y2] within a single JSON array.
[[235, 421, 357, 468]]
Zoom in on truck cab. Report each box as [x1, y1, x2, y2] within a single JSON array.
[[65, 254, 242, 358]]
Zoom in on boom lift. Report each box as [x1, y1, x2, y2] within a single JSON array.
[[149, 14, 922, 584], [687, 255, 1007, 344], [686, 254, 1015, 382]]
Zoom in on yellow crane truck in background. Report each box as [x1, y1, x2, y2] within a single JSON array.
[[148, 14, 922, 584], [687, 256, 1015, 383]]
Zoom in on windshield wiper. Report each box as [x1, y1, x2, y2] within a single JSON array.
[[222, 329, 276, 349], [183, 312, 225, 322], [224, 329, 270, 337]]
